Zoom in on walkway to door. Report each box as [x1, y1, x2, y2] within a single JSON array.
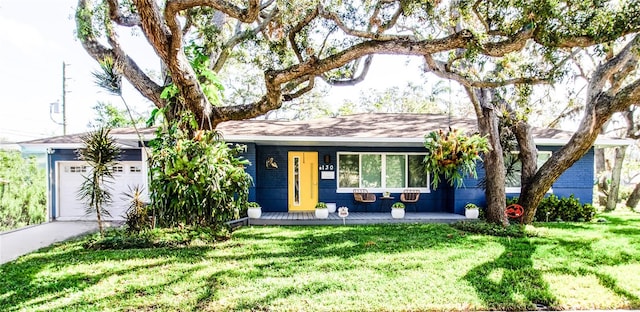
[[248, 212, 466, 226]]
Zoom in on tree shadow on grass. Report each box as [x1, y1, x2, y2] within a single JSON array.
[[1, 223, 470, 311], [464, 237, 556, 311], [0, 241, 215, 311], [545, 237, 640, 308], [192, 223, 477, 309]]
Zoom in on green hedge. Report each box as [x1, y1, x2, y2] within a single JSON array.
[[508, 194, 596, 222]]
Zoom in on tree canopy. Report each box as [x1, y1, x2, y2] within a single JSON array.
[[76, 0, 640, 224], [76, 0, 640, 128]]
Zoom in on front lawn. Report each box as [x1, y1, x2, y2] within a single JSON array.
[[1, 211, 639, 311]]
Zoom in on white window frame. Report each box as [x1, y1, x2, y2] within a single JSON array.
[[505, 150, 553, 194], [336, 152, 430, 193]]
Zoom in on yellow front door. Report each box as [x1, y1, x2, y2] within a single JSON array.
[[288, 151, 318, 211]]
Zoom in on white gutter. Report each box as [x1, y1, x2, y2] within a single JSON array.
[[25, 133, 632, 149]]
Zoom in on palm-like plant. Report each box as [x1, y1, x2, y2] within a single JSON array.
[[77, 128, 121, 236]]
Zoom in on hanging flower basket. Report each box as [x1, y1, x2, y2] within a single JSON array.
[[423, 128, 490, 189]]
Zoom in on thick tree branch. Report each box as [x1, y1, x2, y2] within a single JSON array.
[[481, 28, 534, 57], [107, 0, 141, 27], [289, 6, 319, 63], [322, 55, 374, 86], [165, 0, 260, 23], [589, 35, 640, 104], [424, 54, 550, 88], [77, 0, 164, 106], [282, 78, 315, 101], [133, 0, 172, 60], [318, 4, 415, 41], [213, 8, 278, 72]]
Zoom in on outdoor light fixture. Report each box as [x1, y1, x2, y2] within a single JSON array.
[[323, 154, 331, 164]]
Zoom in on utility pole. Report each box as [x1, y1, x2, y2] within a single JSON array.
[[62, 62, 69, 135]]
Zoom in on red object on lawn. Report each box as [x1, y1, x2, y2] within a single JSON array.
[[505, 204, 524, 223]]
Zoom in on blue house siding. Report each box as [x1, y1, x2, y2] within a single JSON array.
[[252, 145, 454, 213], [549, 146, 594, 203], [452, 146, 595, 214], [40, 142, 596, 219], [239, 143, 257, 202], [47, 148, 142, 220]]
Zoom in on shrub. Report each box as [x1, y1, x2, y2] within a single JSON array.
[[83, 226, 230, 250], [532, 194, 596, 222], [507, 195, 596, 222]]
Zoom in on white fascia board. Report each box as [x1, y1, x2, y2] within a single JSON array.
[[534, 137, 633, 147], [533, 138, 574, 146], [18, 143, 84, 152], [593, 138, 635, 147], [116, 133, 632, 148], [19, 142, 139, 153]]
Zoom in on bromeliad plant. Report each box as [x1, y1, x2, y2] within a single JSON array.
[[423, 129, 490, 189], [148, 112, 253, 229]]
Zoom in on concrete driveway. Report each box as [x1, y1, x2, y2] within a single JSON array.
[[0, 221, 113, 265]]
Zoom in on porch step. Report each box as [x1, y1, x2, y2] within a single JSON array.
[[248, 212, 466, 226]]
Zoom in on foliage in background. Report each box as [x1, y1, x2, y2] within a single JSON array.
[[0, 151, 46, 232], [507, 195, 596, 222], [77, 128, 121, 236], [89, 101, 146, 128], [423, 128, 490, 189], [148, 112, 252, 229]]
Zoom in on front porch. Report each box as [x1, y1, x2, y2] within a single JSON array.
[[248, 212, 467, 226]]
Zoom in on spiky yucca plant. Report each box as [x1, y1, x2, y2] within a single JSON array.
[[123, 185, 152, 234], [77, 128, 121, 236]]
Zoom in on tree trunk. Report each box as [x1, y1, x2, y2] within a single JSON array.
[[473, 88, 508, 226], [95, 176, 104, 237], [626, 182, 640, 209], [595, 148, 606, 173], [513, 120, 537, 193], [605, 145, 627, 211], [519, 84, 629, 223]]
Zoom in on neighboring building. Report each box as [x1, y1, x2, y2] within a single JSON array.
[[18, 113, 629, 221]]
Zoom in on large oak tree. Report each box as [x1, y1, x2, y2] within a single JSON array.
[[76, 0, 640, 223]]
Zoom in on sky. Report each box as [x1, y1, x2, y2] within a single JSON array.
[[0, 0, 426, 143]]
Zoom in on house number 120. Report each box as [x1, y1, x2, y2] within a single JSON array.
[[319, 164, 334, 170]]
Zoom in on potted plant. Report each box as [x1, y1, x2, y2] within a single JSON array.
[[326, 202, 337, 213], [464, 203, 479, 219], [247, 201, 262, 219], [391, 202, 405, 219], [315, 202, 329, 219]]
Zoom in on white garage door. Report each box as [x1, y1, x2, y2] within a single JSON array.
[[57, 161, 145, 221]]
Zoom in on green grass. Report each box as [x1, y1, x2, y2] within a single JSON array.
[[1, 211, 639, 311]]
